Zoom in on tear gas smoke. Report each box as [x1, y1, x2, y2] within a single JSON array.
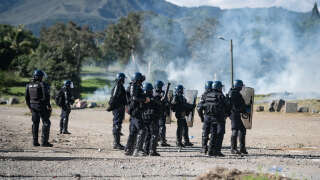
[[128, 7, 320, 97], [90, 6, 320, 101]]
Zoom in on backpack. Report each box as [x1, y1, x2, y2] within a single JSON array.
[[107, 85, 118, 111], [204, 92, 225, 116], [55, 91, 63, 107]]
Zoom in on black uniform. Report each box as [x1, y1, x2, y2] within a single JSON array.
[[125, 82, 147, 156], [171, 94, 194, 147], [56, 87, 74, 134], [108, 80, 127, 149], [197, 89, 211, 153], [229, 88, 247, 154], [25, 80, 52, 146], [154, 89, 169, 146], [199, 89, 228, 156], [142, 92, 161, 156]]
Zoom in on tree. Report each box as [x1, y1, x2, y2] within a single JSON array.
[[0, 24, 38, 70], [33, 22, 99, 97], [103, 12, 142, 65]]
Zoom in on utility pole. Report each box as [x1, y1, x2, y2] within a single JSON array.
[[218, 36, 234, 88], [230, 39, 234, 88]]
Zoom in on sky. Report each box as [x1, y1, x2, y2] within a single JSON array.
[[165, 0, 319, 12]]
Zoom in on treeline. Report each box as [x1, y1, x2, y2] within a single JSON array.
[[0, 12, 145, 97]]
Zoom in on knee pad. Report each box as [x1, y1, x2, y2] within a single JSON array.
[[239, 130, 246, 136], [231, 130, 238, 137]]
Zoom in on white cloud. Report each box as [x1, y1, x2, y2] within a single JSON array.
[[165, 0, 319, 12]]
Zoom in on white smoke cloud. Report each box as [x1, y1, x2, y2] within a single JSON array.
[[166, 0, 319, 12], [133, 4, 320, 97], [89, 2, 320, 101]]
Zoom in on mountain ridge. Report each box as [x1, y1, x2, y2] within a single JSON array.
[[0, 0, 316, 34]]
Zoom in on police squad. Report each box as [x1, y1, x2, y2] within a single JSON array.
[[26, 70, 249, 157]]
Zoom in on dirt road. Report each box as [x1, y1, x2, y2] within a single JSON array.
[[0, 106, 320, 179]]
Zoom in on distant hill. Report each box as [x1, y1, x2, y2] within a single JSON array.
[[0, 0, 186, 34], [1, 0, 320, 93], [0, 0, 316, 35]]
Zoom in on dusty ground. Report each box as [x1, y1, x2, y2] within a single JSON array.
[[0, 106, 320, 180]]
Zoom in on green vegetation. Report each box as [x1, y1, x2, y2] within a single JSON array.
[[0, 24, 38, 71], [0, 22, 102, 98], [33, 22, 100, 97], [0, 71, 29, 102], [103, 12, 142, 65], [81, 66, 106, 75], [80, 77, 111, 99], [254, 94, 272, 102], [243, 175, 270, 180]]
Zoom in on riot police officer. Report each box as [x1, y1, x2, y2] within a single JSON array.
[[229, 80, 248, 154], [197, 81, 213, 154], [171, 85, 194, 148], [56, 80, 75, 134], [154, 80, 170, 147], [25, 70, 53, 147], [107, 73, 127, 150], [142, 83, 161, 156], [201, 81, 228, 156], [124, 72, 150, 156]]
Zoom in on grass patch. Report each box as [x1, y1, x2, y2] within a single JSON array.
[[255, 94, 271, 102], [81, 65, 106, 75], [0, 71, 29, 102], [243, 175, 270, 180], [80, 77, 112, 99]]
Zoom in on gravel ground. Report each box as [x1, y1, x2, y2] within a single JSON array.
[[0, 106, 320, 179]]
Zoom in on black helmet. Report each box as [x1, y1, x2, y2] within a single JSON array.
[[205, 81, 213, 91], [132, 72, 145, 83], [64, 80, 74, 89], [33, 70, 46, 81], [143, 82, 154, 92], [154, 80, 164, 90], [116, 73, 126, 80], [175, 84, 184, 94], [213, 81, 223, 91], [234, 80, 244, 88]]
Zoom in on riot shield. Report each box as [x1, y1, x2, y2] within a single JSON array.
[[240, 87, 254, 129], [165, 90, 173, 124], [185, 90, 198, 127]]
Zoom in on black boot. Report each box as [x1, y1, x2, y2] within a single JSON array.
[[149, 135, 160, 156], [176, 136, 184, 147], [208, 134, 217, 157], [32, 124, 40, 146], [160, 141, 170, 147], [133, 130, 147, 157], [239, 134, 248, 154], [182, 124, 193, 147], [62, 118, 71, 134], [143, 134, 151, 155], [159, 126, 170, 146], [41, 124, 53, 147], [176, 129, 184, 147], [184, 141, 194, 147], [124, 134, 135, 156], [201, 134, 208, 154], [59, 118, 63, 134], [230, 136, 240, 154], [113, 133, 125, 150], [215, 134, 225, 157]]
